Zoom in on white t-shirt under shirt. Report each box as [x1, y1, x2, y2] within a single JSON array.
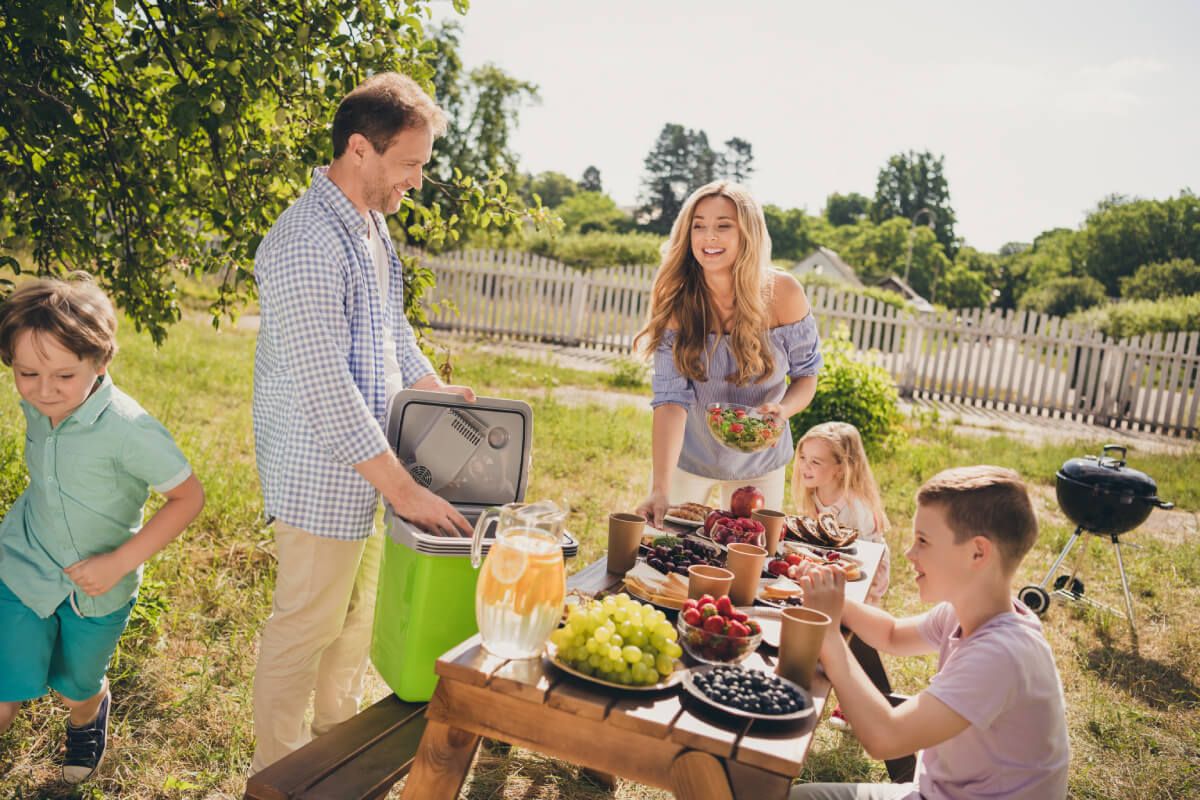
[[913, 600, 1070, 800], [366, 219, 405, 398]]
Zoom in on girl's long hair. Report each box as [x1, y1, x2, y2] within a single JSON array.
[[633, 180, 775, 386], [793, 421, 890, 531]]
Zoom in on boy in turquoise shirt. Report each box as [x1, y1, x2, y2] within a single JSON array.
[[0, 276, 205, 784]]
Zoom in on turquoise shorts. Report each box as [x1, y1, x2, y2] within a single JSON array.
[[0, 578, 133, 702]]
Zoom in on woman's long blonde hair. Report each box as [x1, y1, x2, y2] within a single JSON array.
[[633, 181, 775, 386], [792, 422, 890, 531]]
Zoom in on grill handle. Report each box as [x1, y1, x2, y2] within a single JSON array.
[[1101, 444, 1127, 467], [1148, 496, 1175, 510]]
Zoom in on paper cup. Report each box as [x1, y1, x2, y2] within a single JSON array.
[[607, 513, 645, 574], [687, 564, 734, 600], [753, 509, 787, 556], [777, 607, 832, 690], [725, 542, 767, 606]]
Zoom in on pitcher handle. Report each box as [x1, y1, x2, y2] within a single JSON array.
[[471, 508, 500, 568]]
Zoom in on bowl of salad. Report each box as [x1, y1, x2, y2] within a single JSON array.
[[705, 403, 784, 453]]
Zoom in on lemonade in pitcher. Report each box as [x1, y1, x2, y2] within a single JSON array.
[[472, 503, 566, 659]]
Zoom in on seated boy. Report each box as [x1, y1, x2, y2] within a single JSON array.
[[793, 466, 1069, 800]]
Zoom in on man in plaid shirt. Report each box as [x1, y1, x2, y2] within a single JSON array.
[[249, 72, 475, 773]]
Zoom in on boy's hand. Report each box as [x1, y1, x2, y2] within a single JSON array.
[[64, 551, 133, 597], [799, 565, 846, 629]]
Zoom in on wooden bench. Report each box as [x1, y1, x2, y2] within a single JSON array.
[[243, 694, 428, 800]]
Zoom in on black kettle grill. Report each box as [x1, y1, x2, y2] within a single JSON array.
[[1018, 445, 1173, 636]]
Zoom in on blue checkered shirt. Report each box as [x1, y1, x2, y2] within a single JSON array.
[[253, 168, 435, 539]]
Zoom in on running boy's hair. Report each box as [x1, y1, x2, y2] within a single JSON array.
[[916, 465, 1038, 571], [793, 421, 889, 531], [0, 274, 119, 368]]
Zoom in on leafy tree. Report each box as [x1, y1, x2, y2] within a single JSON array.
[[556, 191, 627, 234], [1077, 192, 1200, 294], [637, 123, 716, 234], [717, 137, 754, 184], [522, 170, 579, 209], [0, 0, 549, 343], [1119, 258, 1200, 301], [825, 192, 871, 227], [1001, 228, 1078, 309], [579, 165, 603, 192], [936, 263, 993, 308], [824, 217, 951, 298], [871, 150, 958, 255], [1018, 276, 1107, 317], [762, 205, 819, 262]]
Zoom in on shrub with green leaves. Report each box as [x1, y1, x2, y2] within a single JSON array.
[[1018, 275, 1108, 316], [525, 231, 664, 269], [1119, 258, 1200, 301], [1071, 293, 1200, 338], [606, 357, 648, 389], [789, 327, 902, 453]]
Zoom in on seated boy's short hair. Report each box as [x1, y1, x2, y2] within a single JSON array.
[[0, 274, 118, 367], [917, 466, 1038, 571]]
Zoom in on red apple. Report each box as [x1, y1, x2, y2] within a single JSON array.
[[730, 485, 765, 518]]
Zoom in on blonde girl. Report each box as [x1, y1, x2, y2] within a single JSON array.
[[634, 181, 822, 526]]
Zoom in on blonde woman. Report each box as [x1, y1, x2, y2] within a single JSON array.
[[634, 181, 822, 527]]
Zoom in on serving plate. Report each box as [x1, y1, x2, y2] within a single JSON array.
[[681, 664, 813, 721], [545, 643, 684, 692]]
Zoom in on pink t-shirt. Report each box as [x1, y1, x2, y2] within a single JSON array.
[[913, 601, 1070, 800]]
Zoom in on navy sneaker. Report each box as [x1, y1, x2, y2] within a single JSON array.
[[63, 691, 109, 785]]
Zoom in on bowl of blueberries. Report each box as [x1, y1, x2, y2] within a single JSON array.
[[682, 664, 813, 721]]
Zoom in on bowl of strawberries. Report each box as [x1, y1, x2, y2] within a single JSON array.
[[677, 594, 763, 664]]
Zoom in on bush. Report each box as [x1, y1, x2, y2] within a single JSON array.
[[789, 327, 902, 453], [1018, 275, 1107, 316], [524, 231, 664, 269], [1119, 258, 1200, 301], [1071, 293, 1200, 339], [606, 357, 648, 389]]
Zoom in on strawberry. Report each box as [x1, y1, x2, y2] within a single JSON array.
[[703, 615, 727, 634], [699, 603, 719, 618], [682, 598, 699, 611], [698, 594, 716, 607], [745, 620, 762, 635], [682, 607, 702, 626], [731, 610, 749, 623], [728, 620, 751, 638], [768, 560, 789, 576], [785, 553, 803, 566], [715, 596, 735, 616]]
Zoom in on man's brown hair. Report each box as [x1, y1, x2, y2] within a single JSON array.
[[0, 274, 119, 367], [916, 465, 1038, 571], [331, 72, 448, 158]]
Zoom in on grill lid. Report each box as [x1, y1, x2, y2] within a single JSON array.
[[1056, 445, 1159, 498]]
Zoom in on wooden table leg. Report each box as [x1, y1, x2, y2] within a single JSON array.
[[670, 751, 734, 800], [401, 719, 481, 800]]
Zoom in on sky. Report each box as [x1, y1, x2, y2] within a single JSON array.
[[432, 0, 1199, 252]]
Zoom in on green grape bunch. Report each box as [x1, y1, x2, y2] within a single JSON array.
[[550, 594, 684, 686]]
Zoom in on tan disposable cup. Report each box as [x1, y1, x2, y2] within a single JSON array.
[[687, 564, 734, 600], [777, 607, 832, 690], [607, 513, 644, 574], [753, 509, 787, 556], [725, 542, 767, 606]]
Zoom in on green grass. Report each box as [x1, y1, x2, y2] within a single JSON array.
[[0, 315, 1197, 799]]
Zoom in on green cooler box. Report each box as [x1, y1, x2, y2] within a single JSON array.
[[371, 389, 577, 701]]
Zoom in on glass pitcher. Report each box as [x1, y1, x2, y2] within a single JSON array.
[[471, 501, 567, 659]]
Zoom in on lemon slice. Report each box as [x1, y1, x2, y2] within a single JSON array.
[[488, 545, 528, 585]]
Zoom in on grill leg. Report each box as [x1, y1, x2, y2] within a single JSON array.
[[1038, 528, 1084, 589], [1111, 536, 1137, 638]]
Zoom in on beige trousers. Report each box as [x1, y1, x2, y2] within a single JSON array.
[[250, 521, 384, 774]]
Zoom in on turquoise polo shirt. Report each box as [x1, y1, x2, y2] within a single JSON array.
[[0, 375, 191, 618]]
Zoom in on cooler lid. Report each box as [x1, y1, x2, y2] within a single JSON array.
[[386, 389, 532, 508]]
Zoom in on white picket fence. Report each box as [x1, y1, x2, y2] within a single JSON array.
[[418, 249, 1200, 438]]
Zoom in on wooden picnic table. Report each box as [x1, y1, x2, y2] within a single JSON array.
[[402, 539, 905, 800]]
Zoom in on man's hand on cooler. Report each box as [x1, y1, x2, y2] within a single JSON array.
[[411, 374, 476, 403], [389, 481, 473, 537]]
